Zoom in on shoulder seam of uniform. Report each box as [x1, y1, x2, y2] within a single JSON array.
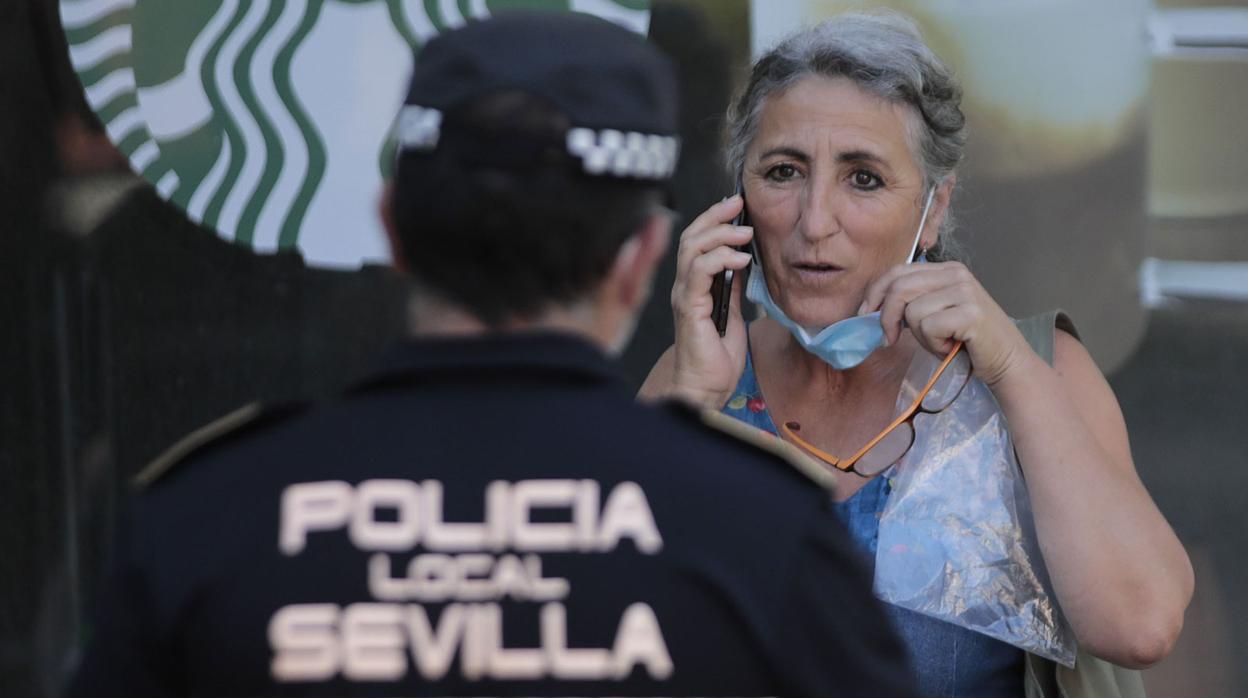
[[695, 407, 839, 492], [133, 402, 266, 489]]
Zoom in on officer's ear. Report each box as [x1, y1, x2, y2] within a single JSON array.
[[606, 209, 672, 310], [378, 181, 410, 274]]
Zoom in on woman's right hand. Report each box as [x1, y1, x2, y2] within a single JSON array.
[[662, 194, 754, 408]]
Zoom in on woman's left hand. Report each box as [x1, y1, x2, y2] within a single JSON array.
[[857, 261, 1030, 387], [862, 261, 1194, 667]]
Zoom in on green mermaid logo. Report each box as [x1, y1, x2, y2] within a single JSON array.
[[60, 0, 652, 267]]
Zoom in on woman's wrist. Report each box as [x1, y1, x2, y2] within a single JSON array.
[[668, 374, 731, 410], [970, 320, 1039, 390], [980, 342, 1052, 403]]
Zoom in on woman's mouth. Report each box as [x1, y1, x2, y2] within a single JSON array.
[[791, 262, 845, 281]]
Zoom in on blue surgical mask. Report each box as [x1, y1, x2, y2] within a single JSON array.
[[746, 187, 937, 369]]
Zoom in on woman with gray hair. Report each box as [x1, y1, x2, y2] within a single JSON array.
[[641, 11, 1191, 696]]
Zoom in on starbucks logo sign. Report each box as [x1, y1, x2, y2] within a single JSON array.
[[60, 0, 651, 268]]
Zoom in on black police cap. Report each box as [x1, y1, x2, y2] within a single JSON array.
[[395, 11, 680, 182]]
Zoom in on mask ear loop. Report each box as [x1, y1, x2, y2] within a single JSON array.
[[905, 186, 938, 265]]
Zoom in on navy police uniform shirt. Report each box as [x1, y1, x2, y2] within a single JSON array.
[[68, 332, 916, 697]]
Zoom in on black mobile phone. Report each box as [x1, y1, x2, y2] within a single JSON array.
[[710, 181, 750, 336]]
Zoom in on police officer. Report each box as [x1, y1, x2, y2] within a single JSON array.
[[68, 12, 915, 698]]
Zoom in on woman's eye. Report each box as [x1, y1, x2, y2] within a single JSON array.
[[766, 164, 799, 181], [851, 170, 883, 190]]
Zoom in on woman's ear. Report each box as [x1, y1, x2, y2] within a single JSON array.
[[923, 174, 957, 251]]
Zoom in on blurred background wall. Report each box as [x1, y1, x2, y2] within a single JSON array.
[[3, 0, 1247, 696], [1136, 1, 1248, 695]]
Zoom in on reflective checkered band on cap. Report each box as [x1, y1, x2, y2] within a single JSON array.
[[566, 127, 679, 181], [395, 105, 679, 181], [397, 105, 443, 151]]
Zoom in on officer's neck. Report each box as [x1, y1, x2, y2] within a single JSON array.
[[408, 291, 629, 356]]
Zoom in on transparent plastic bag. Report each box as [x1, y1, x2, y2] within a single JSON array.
[[874, 348, 1077, 667]]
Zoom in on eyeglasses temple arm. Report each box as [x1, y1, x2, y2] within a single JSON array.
[[778, 421, 852, 471], [842, 341, 967, 465], [779, 342, 965, 471]]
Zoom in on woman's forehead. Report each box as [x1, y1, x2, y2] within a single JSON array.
[[751, 75, 918, 166]]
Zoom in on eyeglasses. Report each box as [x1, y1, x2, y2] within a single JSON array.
[[780, 342, 972, 478]]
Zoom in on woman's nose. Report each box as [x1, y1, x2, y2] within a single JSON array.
[[796, 180, 842, 242]]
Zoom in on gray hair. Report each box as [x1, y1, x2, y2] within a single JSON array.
[[727, 10, 967, 260]]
